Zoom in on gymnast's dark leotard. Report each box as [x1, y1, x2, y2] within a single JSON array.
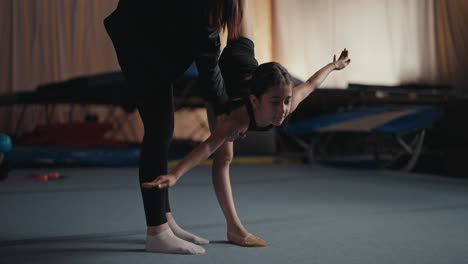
[[228, 98, 274, 132]]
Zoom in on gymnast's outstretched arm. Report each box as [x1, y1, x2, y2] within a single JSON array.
[[289, 49, 351, 114], [141, 116, 246, 189]]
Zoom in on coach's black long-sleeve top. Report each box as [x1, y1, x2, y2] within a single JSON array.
[[104, 0, 229, 114]]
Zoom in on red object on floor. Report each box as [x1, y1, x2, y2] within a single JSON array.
[[2, 172, 62, 182], [47, 172, 60, 180]]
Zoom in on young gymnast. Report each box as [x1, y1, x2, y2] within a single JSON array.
[[143, 0, 351, 249]]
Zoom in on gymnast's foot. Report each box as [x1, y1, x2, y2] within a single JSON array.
[[227, 227, 268, 247], [145, 227, 205, 254], [168, 218, 210, 245]]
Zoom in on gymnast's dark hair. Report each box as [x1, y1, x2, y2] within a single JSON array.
[[208, 0, 244, 39], [248, 62, 293, 98]]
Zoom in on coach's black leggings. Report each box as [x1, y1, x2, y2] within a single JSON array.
[[105, 24, 186, 227], [125, 78, 176, 226], [128, 84, 175, 226], [137, 94, 173, 226]]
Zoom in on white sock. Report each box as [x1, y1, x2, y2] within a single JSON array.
[[145, 228, 205, 254], [168, 219, 210, 245]]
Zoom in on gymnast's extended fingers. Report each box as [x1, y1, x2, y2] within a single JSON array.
[[142, 176, 166, 189], [339, 49, 347, 60], [155, 177, 173, 189]]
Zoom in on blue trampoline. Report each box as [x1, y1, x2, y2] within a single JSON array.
[[278, 105, 443, 171]]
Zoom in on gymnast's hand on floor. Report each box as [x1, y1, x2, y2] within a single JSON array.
[[142, 174, 178, 189], [333, 48, 351, 70]]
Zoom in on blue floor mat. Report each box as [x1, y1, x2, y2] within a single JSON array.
[[6, 146, 142, 166], [5, 145, 271, 167]]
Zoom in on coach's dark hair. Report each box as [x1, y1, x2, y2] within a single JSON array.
[[249, 62, 293, 98], [209, 0, 244, 39]]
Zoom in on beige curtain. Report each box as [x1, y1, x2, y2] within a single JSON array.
[[8, 1, 120, 90], [435, 0, 468, 91], [250, 0, 273, 64], [0, 0, 132, 139], [272, 0, 440, 88]]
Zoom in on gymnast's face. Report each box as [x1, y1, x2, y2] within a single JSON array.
[[251, 84, 293, 126]]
